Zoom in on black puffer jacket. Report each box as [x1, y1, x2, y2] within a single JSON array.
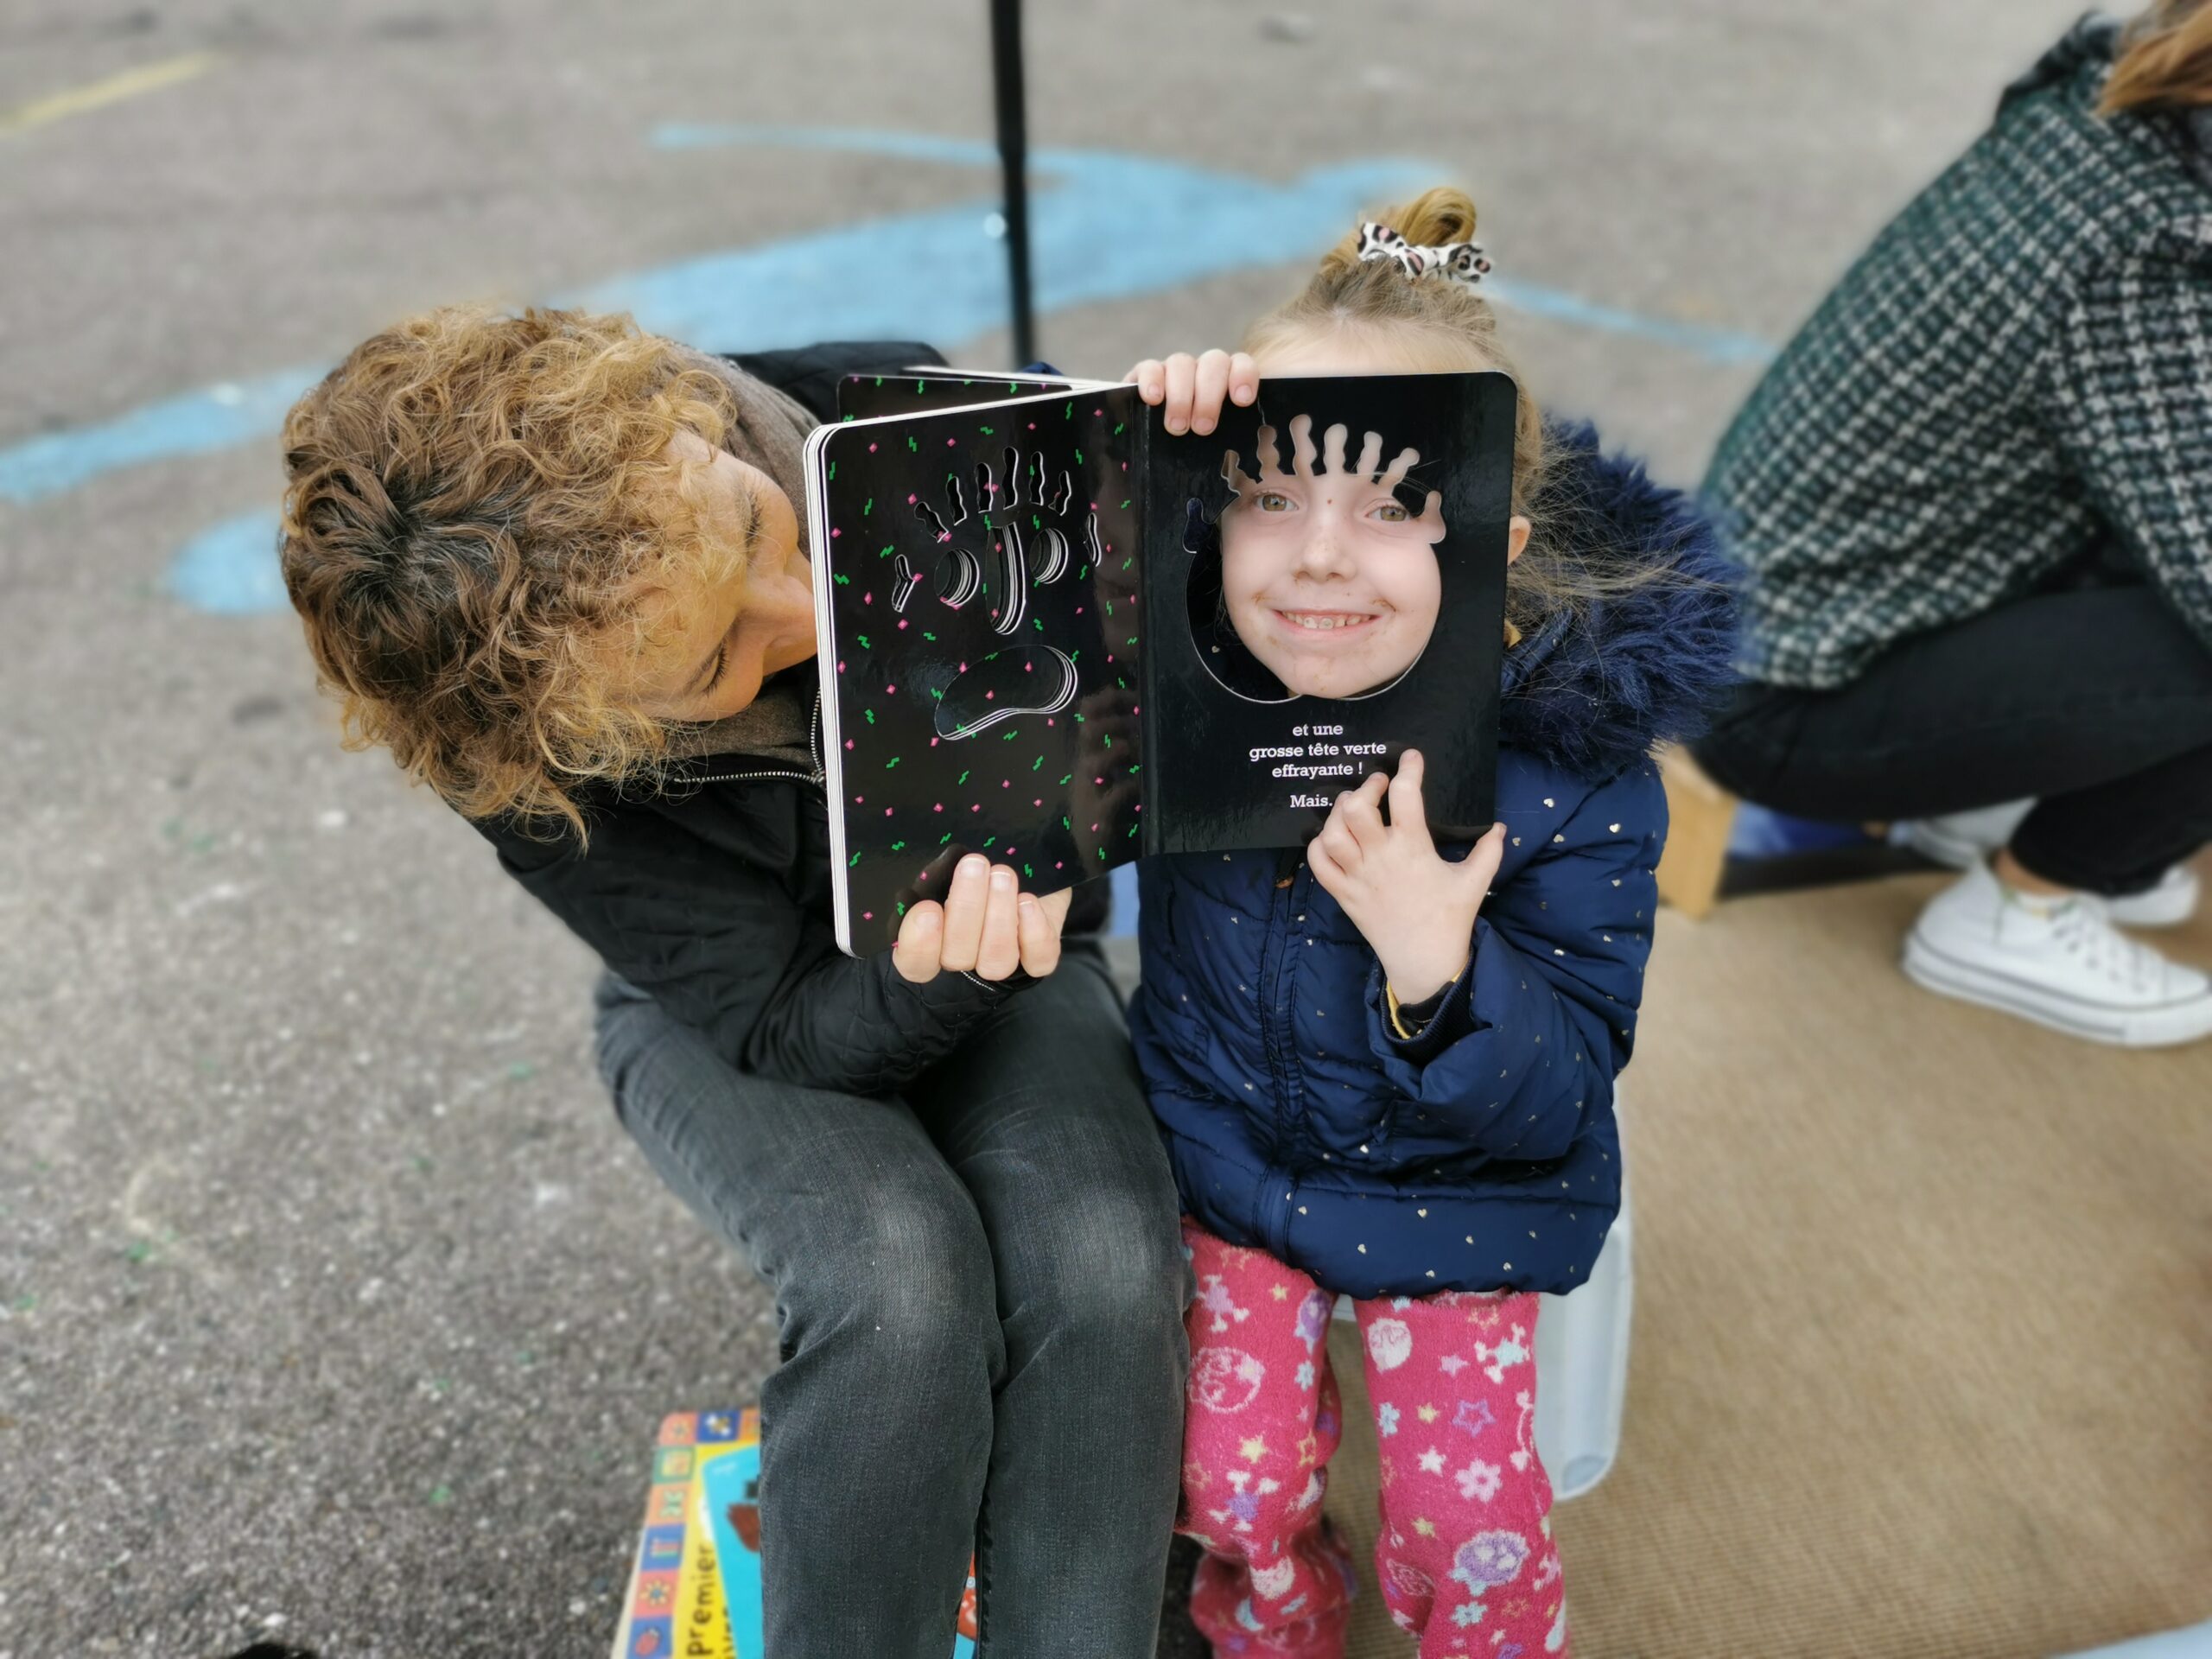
[[471, 340, 1107, 1096]]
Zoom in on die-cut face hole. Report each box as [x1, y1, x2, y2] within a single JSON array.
[[1187, 412, 1447, 704], [933, 645, 1079, 741]]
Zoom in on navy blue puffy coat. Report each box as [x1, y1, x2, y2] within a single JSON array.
[[1128, 425, 1735, 1299]]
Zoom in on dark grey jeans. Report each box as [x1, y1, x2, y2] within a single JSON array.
[[593, 943, 1191, 1659], [1696, 586, 2212, 894]]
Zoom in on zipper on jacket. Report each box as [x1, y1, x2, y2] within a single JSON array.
[[1255, 848, 1305, 1257], [681, 690, 829, 790]]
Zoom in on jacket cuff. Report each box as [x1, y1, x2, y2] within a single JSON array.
[[881, 952, 1027, 1012], [1377, 961, 1478, 1063], [1386, 977, 1453, 1038], [875, 950, 1043, 1027], [959, 966, 1035, 995]]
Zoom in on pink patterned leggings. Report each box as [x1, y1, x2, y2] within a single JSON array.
[[1177, 1219, 1569, 1659]]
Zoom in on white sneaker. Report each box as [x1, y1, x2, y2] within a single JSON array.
[[1892, 801, 2035, 870], [2094, 863, 2202, 930], [1894, 802, 2200, 928], [1903, 861, 2212, 1047]]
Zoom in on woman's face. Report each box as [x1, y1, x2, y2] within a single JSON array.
[[1217, 412, 1446, 699], [629, 430, 817, 724]]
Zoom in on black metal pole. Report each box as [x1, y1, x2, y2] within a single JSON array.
[[988, 0, 1036, 365]]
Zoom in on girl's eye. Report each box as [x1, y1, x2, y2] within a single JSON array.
[[1255, 490, 1295, 512], [1370, 501, 1410, 524]]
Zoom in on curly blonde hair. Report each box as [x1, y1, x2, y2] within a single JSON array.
[[1243, 186, 1662, 644], [279, 306, 747, 836]]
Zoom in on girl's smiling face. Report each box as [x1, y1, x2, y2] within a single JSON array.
[[1220, 327, 1532, 699], [1217, 412, 1446, 699]]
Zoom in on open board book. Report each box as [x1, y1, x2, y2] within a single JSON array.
[[611, 1408, 976, 1659], [806, 367, 1520, 954]]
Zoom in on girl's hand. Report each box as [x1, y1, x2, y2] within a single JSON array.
[[1123, 349, 1258, 436], [1306, 751, 1509, 1006], [893, 855, 1073, 983]]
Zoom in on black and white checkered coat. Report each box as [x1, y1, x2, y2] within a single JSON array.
[[1706, 16, 2212, 690]]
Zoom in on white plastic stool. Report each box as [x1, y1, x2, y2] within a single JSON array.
[[1333, 1100, 1633, 1501], [1531, 1108, 1632, 1499]]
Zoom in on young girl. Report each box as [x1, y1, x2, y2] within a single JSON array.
[[1125, 189, 1734, 1657]]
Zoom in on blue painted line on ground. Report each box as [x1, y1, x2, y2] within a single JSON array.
[[1484, 276, 1773, 366], [575, 138, 1441, 354], [166, 507, 288, 615], [3, 137, 1436, 509], [639, 124, 1777, 364], [0, 124, 1775, 614], [0, 365, 323, 506]]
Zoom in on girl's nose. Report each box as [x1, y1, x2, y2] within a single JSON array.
[[1294, 528, 1357, 578]]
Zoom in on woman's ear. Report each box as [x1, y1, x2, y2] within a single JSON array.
[[1505, 515, 1532, 566]]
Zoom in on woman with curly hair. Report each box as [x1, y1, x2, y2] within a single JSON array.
[[279, 308, 1192, 1657]]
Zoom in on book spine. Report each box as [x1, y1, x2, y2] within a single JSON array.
[[1135, 407, 1165, 859], [806, 431, 855, 952]]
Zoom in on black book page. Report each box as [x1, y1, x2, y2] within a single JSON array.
[[1138, 371, 1516, 852], [811, 386, 1150, 953]]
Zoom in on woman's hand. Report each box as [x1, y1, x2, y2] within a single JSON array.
[[893, 855, 1073, 984], [1124, 349, 1258, 436], [1306, 750, 1509, 1006]]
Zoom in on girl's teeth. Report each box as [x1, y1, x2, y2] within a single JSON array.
[[1287, 613, 1364, 630]]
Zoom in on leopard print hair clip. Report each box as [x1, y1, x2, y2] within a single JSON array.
[[1356, 221, 1492, 287]]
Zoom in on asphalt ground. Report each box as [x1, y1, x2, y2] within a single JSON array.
[[0, 3, 2095, 1655]]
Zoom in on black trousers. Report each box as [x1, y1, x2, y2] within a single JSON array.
[[1694, 586, 2212, 895], [594, 944, 1192, 1659]]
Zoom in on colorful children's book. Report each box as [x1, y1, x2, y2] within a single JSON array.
[[697, 1431, 980, 1657], [612, 1409, 750, 1659], [613, 1408, 979, 1659], [802, 369, 1520, 954]]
